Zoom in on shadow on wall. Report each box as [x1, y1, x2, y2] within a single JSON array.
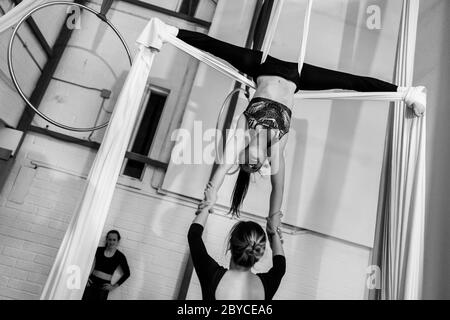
[[285, 118, 308, 220]]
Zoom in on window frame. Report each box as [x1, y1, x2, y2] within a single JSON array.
[[119, 84, 170, 187], [119, 0, 212, 27], [177, 0, 201, 17]]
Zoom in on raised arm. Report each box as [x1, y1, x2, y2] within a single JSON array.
[[269, 155, 285, 217], [266, 211, 285, 258], [267, 134, 288, 257], [188, 208, 223, 287], [260, 210, 286, 300], [198, 113, 249, 212], [269, 134, 288, 216], [192, 203, 212, 227]]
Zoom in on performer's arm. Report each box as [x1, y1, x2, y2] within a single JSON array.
[[267, 137, 287, 258], [198, 114, 249, 211], [269, 134, 288, 216]]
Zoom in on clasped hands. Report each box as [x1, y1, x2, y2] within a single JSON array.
[[196, 183, 284, 242], [196, 182, 217, 215], [266, 211, 284, 243]]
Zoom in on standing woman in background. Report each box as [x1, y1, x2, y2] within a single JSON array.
[[82, 230, 131, 300]]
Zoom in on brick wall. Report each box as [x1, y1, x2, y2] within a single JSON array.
[[0, 149, 83, 299]]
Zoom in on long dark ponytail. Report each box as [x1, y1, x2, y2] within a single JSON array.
[[229, 166, 251, 217]]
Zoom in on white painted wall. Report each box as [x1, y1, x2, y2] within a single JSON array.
[[0, 0, 78, 127], [31, 1, 203, 143], [0, 0, 48, 127], [30, 0, 75, 48]]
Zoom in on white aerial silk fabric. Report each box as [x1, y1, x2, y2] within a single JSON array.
[[370, 0, 425, 300], [259, 0, 313, 76], [168, 34, 256, 89], [40, 43, 157, 299], [0, 0, 49, 33], [297, 0, 313, 75], [39, 0, 425, 298], [260, 0, 284, 63]]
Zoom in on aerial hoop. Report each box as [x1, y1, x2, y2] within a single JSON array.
[[215, 87, 250, 175], [7, 1, 133, 132]]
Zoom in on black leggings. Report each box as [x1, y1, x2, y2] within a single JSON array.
[[176, 29, 397, 93], [82, 275, 110, 301]]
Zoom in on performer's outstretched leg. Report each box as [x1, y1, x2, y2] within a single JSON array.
[[298, 63, 425, 116], [299, 63, 397, 92], [175, 28, 425, 116], [177, 30, 397, 91], [176, 29, 262, 77]]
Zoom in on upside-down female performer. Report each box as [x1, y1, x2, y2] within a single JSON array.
[[159, 21, 426, 219]]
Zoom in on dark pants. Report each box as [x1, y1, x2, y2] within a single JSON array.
[[82, 275, 110, 301], [176, 29, 398, 93]]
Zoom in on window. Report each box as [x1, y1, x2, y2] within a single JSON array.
[[122, 88, 167, 179], [178, 0, 200, 17]]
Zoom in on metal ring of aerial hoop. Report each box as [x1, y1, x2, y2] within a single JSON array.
[[215, 87, 250, 175], [7, 1, 133, 132]]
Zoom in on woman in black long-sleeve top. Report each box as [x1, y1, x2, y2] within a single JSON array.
[[82, 230, 130, 300], [188, 200, 285, 300]]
